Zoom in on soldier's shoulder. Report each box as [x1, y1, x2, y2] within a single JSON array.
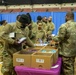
[[51, 22, 55, 25], [60, 23, 66, 28], [8, 22, 16, 26]]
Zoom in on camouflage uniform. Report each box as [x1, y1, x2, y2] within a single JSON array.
[[0, 21, 34, 75], [0, 25, 5, 62], [36, 22, 46, 43], [42, 21, 55, 37], [28, 21, 37, 43], [47, 21, 55, 35], [42, 22, 48, 32], [52, 20, 76, 75]]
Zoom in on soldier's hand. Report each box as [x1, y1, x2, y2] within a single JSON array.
[[46, 35, 52, 41]]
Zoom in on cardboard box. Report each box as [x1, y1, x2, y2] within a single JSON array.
[[31, 52, 53, 70], [13, 48, 40, 67], [40, 46, 58, 64], [13, 51, 31, 67]]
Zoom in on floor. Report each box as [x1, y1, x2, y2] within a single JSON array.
[[0, 58, 76, 75]]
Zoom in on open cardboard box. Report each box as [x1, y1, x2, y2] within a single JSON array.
[[39, 46, 58, 64], [31, 52, 53, 70], [13, 48, 40, 67]]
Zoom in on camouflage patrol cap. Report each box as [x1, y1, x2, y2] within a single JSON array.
[[19, 14, 30, 24]]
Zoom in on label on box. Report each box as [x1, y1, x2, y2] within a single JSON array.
[[16, 58, 24, 62], [36, 59, 44, 63]]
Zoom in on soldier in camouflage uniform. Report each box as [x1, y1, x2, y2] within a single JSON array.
[[47, 16, 55, 35], [36, 22, 46, 43], [42, 16, 48, 31], [0, 20, 7, 62], [0, 14, 34, 75], [26, 13, 37, 43], [37, 16, 42, 24], [52, 11, 76, 75], [42, 16, 55, 40]]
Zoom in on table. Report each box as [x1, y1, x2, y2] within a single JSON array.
[[15, 57, 62, 75]]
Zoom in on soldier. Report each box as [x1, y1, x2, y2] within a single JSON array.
[[37, 16, 42, 24], [0, 14, 34, 75], [36, 22, 46, 43], [26, 13, 37, 43], [52, 11, 76, 75], [0, 20, 7, 62], [47, 16, 55, 35]]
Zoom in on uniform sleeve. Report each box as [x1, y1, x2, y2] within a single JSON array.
[[24, 27, 34, 47], [0, 24, 15, 44], [26, 36, 34, 47], [29, 23, 37, 39], [52, 24, 66, 42]]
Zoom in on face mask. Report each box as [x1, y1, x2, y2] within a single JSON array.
[[45, 21, 47, 23], [21, 23, 26, 28], [65, 18, 68, 22], [38, 26, 42, 30], [43, 20, 47, 23], [48, 20, 51, 22]]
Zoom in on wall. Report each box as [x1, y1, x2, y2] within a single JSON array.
[[0, 3, 76, 12]]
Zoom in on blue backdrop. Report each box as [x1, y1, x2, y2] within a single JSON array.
[[0, 12, 76, 34]]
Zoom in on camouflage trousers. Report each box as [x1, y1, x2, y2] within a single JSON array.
[[1, 51, 17, 75], [61, 56, 75, 75]]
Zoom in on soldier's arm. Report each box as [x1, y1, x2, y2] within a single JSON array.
[[0, 24, 15, 44], [30, 23, 37, 39], [26, 36, 34, 47], [52, 24, 66, 42], [24, 27, 34, 47]]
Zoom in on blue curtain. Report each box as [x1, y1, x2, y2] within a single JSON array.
[[0, 12, 76, 34]]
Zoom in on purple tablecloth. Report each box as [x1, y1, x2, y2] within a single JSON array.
[[15, 57, 62, 75]]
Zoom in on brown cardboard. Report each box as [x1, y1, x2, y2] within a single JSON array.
[[13, 48, 40, 67], [39, 46, 58, 64], [13, 51, 31, 67], [31, 52, 53, 70]]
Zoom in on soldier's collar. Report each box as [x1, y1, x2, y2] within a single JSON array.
[[67, 20, 74, 23]]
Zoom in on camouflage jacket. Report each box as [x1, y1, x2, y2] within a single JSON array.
[[53, 20, 76, 57], [0, 21, 34, 55]]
